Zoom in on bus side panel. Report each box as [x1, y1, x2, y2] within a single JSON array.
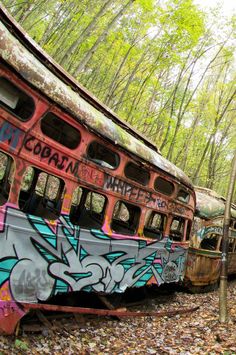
[[228, 253, 236, 275], [0, 204, 188, 333], [185, 248, 221, 287]]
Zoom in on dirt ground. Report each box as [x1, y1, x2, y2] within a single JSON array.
[[1, 282, 236, 354]]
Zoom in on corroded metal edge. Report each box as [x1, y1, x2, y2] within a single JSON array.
[[195, 188, 236, 219]]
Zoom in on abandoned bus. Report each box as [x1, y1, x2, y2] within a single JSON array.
[[185, 187, 236, 292], [0, 6, 195, 333]]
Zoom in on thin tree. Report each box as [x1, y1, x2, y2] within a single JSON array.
[[219, 150, 236, 322], [59, 0, 114, 68], [72, 0, 135, 76]]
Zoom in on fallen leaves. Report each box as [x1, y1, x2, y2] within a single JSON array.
[[1, 281, 236, 354]]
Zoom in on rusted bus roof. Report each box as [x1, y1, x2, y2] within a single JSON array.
[[195, 187, 236, 219], [0, 10, 193, 188]]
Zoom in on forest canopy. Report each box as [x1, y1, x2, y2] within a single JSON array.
[[2, 0, 236, 201]]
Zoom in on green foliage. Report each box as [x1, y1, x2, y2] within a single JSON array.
[[14, 339, 29, 351], [1, 0, 236, 198]]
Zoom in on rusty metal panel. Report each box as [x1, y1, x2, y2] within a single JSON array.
[[185, 248, 221, 287], [228, 252, 236, 274], [0, 18, 193, 188], [22, 302, 199, 318], [195, 188, 236, 219], [195, 188, 226, 219]]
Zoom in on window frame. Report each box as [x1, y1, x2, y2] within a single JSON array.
[[0, 151, 14, 206], [154, 176, 175, 196], [177, 188, 190, 204], [169, 216, 185, 241], [124, 161, 150, 186], [87, 140, 120, 170], [70, 187, 107, 229], [0, 76, 35, 121], [40, 111, 81, 149], [19, 167, 65, 220], [111, 200, 141, 235], [144, 210, 166, 240]]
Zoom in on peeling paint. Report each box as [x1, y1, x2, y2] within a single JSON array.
[[195, 187, 236, 219]]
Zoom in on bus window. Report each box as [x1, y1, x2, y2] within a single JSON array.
[[124, 162, 150, 186], [170, 216, 185, 241], [0, 77, 35, 120], [20, 166, 34, 192], [186, 220, 192, 241], [177, 189, 190, 203], [228, 238, 235, 252], [41, 112, 81, 149], [111, 200, 140, 235], [71, 186, 83, 206], [154, 176, 174, 196], [0, 151, 14, 205], [70, 188, 107, 229], [19, 168, 64, 219], [200, 234, 220, 251], [144, 211, 166, 240], [230, 219, 236, 230], [87, 141, 119, 169], [232, 239, 236, 253]]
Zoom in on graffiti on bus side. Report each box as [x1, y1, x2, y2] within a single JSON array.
[[24, 135, 105, 186], [78, 163, 104, 187], [0, 121, 24, 150], [0, 206, 187, 303], [24, 136, 80, 177], [197, 225, 223, 240], [104, 175, 167, 209]]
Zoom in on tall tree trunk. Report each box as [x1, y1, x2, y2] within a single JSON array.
[[73, 0, 135, 76], [192, 83, 236, 184], [104, 41, 136, 106], [206, 119, 233, 189], [167, 41, 225, 161], [59, 0, 114, 67], [38, 3, 70, 46], [192, 133, 213, 184], [175, 114, 200, 170], [219, 150, 236, 323], [17, 0, 47, 25]]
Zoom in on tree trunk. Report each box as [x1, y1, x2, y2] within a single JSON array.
[[104, 41, 136, 106], [73, 0, 135, 76], [219, 150, 236, 322], [59, 0, 114, 67]]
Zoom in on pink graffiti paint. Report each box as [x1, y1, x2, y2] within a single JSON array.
[[0, 281, 26, 334]]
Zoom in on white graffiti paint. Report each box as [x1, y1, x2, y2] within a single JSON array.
[[0, 206, 187, 302]]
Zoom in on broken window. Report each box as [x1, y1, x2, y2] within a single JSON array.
[[0, 151, 14, 205], [200, 235, 219, 251], [124, 162, 150, 186], [71, 186, 83, 206], [228, 238, 236, 253], [70, 187, 107, 229], [185, 220, 192, 241], [144, 211, 166, 239], [87, 141, 119, 169], [170, 216, 185, 241], [177, 189, 190, 203], [111, 200, 140, 235], [154, 176, 174, 196], [41, 112, 81, 149], [0, 77, 35, 120], [19, 167, 65, 219], [230, 219, 236, 230]]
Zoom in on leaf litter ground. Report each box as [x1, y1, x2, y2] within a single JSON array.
[[1, 281, 236, 354]]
